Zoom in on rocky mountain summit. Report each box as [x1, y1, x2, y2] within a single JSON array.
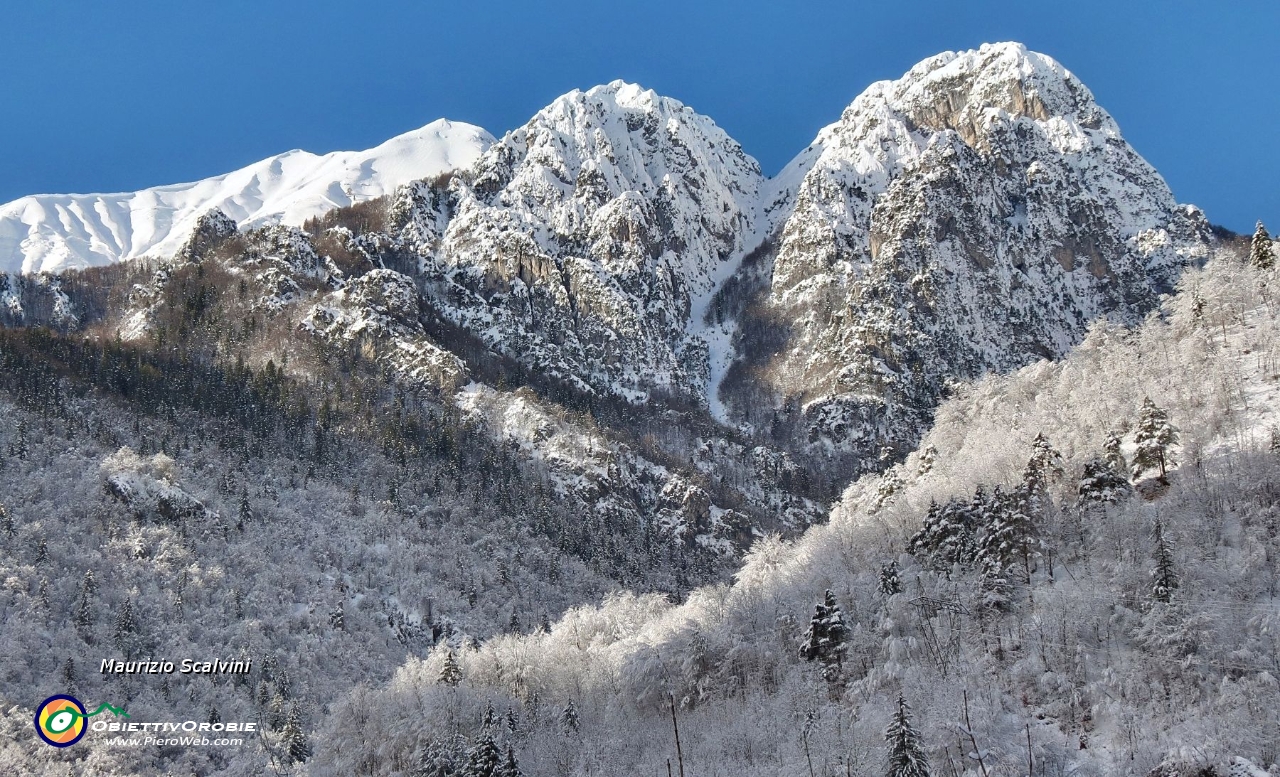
[[719, 42, 1213, 473]]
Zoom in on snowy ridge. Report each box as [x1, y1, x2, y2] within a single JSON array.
[[0, 119, 493, 274]]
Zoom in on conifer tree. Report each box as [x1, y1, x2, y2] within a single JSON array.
[[1076, 458, 1131, 507], [1132, 398, 1178, 483], [499, 745, 522, 777], [1251, 221, 1275, 270], [909, 498, 977, 571], [61, 658, 75, 687], [414, 739, 458, 777], [463, 732, 503, 777], [75, 573, 94, 636], [799, 590, 848, 683], [1103, 432, 1127, 476], [238, 489, 251, 531], [283, 702, 310, 764], [976, 486, 1039, 585], [114, 596, 137, 656], [884, 694, 930, 777], [560, 700, 580, 735], [439, 650, 462, 687], [1151, 520, 1179, 604], [1024, 432, 1064, 493], [878, 560, 903, 596], [0, 503, 12, 538]]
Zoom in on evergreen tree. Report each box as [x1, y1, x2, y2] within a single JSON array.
[[1132, 398, 1178, 483], [799, 590, 848, 683], [61, 658, 75, 687], [1023, 432, 1064, 493], [1076, 457, 1132, 507], [909, 498, 976, 570], [414, 739, 460, 777], [878, 560, 903, 596], [1103, 431, 1127, 475], [0, 503, 12, 538], [498, 745, 522, 777], [283, 702, 310, 764], [916, 444, 937, 476], [1151, 520, 1179, 604], [237, 489, 252, 531], [976, 485, 1039, 585], [884, 694, 930, 777], [1250, 221, 1275, 270], [439, 650, 462, 687], [560, 700, 580, 735], [462, 732, 503, 777], [74, 574, 94, 636], [114, 596, 137, 656]]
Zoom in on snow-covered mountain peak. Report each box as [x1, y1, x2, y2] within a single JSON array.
[[726, 44, 1215, 473], [0, 119, 493, 275]]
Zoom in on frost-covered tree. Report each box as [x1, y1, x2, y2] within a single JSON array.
[[462, 732, 503, 777], [560, 700, 580, 735], [1023, 432, 1064, 493], [1151, 520, 1178, 604], [976, 486, 1039, 585], [283, 702, 310, 764], [0, 503, 12, 538], [1076, 457, 1131, 507], [498, 745, 521, 777], [1103, 431, 1127, 474], [74, 574, 94, 637], [799, 589, 848, 683], [114, 596, 137, 656], [237, 489, 252, 530], [884, 694, 929, 777], [413, 739, 460, 777], [878, 560, 903, 596], [908, 499, 976, 570], [1250, 221, 1274, 269], [439, 650, 463, 687], [1132, 398, 1178, 483], [916, 444, 937, 476]]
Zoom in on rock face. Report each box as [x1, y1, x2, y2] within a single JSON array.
[[718, 43, 1213, 472], [396, 81, 764, 403]]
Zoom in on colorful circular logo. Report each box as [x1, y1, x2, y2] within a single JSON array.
[[34, 695, 87, 747]]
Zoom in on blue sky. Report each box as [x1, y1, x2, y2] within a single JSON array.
[[1, 1, 1276, 232]]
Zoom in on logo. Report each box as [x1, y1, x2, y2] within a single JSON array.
[[34, 694, 128, 747]]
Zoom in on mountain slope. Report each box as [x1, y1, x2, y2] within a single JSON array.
[[717, 42, 1214, 473], [0, 120, 494, 274], [405, 80, 765, 405], [314, 243, 1280, 777]]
